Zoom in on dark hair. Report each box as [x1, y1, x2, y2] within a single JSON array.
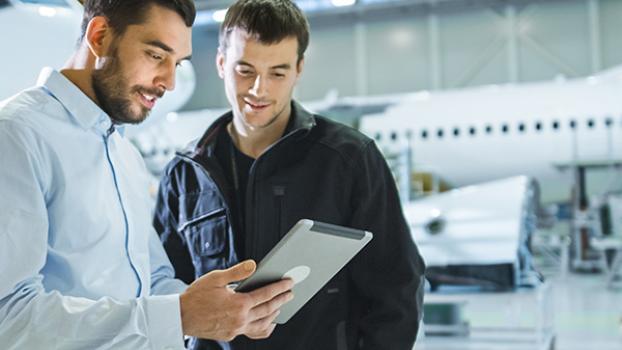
[[220, 0, 310, 63], [80, 0, 196, 40]]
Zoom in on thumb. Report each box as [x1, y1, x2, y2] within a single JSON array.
[[207, 260, 256, 287]]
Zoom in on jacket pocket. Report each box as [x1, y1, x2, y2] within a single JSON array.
[[181, 207, 229, 275]]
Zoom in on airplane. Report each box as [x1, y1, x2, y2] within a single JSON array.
[[0, 0, 196, 130], [356, 66, 622, 203]]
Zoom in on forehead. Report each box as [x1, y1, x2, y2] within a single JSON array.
[[121, 4, 192, 57], [225, 28, 298, 65]]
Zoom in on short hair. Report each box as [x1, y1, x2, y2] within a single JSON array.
[[80, 0, 196, 40], [219, 0, 310, 63]]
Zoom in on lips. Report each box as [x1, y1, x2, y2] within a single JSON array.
[[244, 99, 270, 111], [138, 91, 158, 110]]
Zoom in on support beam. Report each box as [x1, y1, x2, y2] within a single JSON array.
[[587, 0, 602, 73], [354, 21, 368, 96], [506, 4, 520, 83], [428, 11, 442, 90]]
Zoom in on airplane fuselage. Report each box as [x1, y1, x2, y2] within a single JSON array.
[[360, 77, 622, 199]]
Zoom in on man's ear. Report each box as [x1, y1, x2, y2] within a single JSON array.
[[216, 48, 226, 79], [295, 57, 305, 81], [84, 16, 114, 59]]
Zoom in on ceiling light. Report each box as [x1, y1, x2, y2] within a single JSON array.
[[212, 9, 227, 23], [38, 6, 57, 17], [331, 0, 356, 7]]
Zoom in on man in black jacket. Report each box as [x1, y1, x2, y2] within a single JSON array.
[[153, 0, 426, 349]]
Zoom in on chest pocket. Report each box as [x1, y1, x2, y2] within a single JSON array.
[[178, 192, 230, 276]]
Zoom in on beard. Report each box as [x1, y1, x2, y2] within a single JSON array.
[[92, 48, 164, 125]]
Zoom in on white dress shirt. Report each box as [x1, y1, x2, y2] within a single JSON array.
[[0, 68, 188, 349]]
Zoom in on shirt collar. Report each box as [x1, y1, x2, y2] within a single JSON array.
[[37, 67, 113, 134]]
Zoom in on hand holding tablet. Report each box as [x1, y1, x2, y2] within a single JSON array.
[[235, 219, 373, 323]]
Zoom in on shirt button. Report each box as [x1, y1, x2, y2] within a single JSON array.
[[204, 242, 210, 249]]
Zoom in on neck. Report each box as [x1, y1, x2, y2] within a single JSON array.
[[229, 103, 292, 159], [60, 44, 100, 106]]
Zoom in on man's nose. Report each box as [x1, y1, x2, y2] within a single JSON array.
[[249, 74, 268, 98], [156, 61, 177, 92]]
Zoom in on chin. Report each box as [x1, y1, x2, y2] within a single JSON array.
[[243, 116, 272, 129]]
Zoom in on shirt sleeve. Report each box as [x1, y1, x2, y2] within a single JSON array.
[[0, 119, 186, 350], [148, 223, 189, 295], [347, 140, 426, 350]]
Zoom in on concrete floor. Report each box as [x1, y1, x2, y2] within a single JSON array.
[[550, 273, 622, 349], [416, 267, 622, 349]]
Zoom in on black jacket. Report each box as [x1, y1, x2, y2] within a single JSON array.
[[153, 102, 426, 350]]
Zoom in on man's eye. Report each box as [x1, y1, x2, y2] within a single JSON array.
[[148, 52, 163, 61]]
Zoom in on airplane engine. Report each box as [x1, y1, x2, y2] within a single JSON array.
[[405, 176, 541, 290]]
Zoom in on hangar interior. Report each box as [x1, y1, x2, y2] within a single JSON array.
[[172, 1, 622, 349], [189, 0, 622, 108]]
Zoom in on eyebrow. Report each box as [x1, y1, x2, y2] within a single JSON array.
[[144, 40, 192, 61], [237, 60, 291, 70]]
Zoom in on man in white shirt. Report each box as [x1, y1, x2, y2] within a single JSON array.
[[0, 1, 293, 349]]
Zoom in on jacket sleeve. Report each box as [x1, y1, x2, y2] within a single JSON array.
[[347, 140, 426, 350], [0, 120, 185, 350], [153, 164, 196, 284]]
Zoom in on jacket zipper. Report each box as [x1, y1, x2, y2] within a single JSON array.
[[182, 122, 311, 350], [244, 128, 306, 263], [273, 186, 286, 238], [104, 126, 142, 297], [179, 127, 307, 259]]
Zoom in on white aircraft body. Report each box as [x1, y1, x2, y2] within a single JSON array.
[[359, 68, 622, 198], [406, 176, 538, 289]]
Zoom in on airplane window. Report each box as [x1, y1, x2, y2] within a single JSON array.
[[552, 120, 560, 130], [437, 129, 444, 138], [501, 123, 509, 134], [569, 120, 577, 129], [587, 119, 595, 129], [535, 121, 543, 132], [485, 125, 493, 134], [453, 128, 460, 137], [605, 117, 613, 128], [390, 131, 398, 141], [469, 126, 476, 136], [421, 130, 428, 140], [406, 130, 413, 139], [518, 123, 526, 133], [374, 133, 382, 141]]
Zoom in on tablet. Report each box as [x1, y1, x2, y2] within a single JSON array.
[[234, 219, 373, 324]]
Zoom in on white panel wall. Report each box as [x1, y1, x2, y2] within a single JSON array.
[[184, 0, 622, 110]]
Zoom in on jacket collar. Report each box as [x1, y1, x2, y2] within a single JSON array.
[[183, 100, 316, 160]]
